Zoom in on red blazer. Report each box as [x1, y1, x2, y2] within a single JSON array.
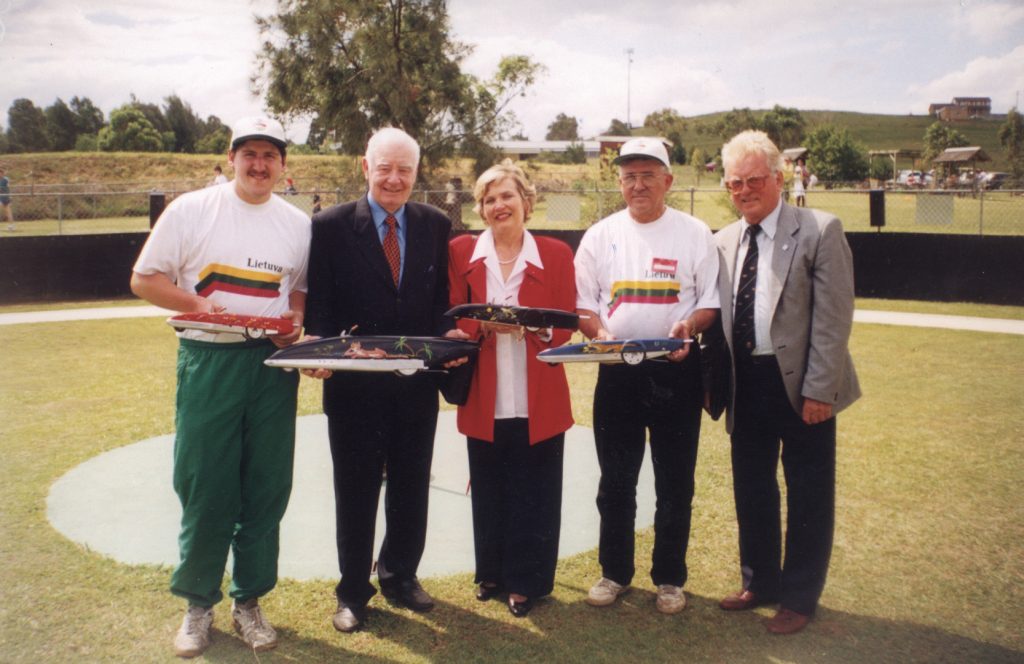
[[448, 232, 575, 444]]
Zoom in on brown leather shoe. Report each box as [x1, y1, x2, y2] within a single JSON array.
[[763, 608, 810, 635], [719, 589, 766, 611]]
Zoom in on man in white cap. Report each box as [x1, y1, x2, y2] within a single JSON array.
[[131, 116, 310, 657], [575, 138, 719, 615]]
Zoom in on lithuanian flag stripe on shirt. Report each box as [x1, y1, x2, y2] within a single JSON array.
[[195, 263, 282, 299], [607, 280, 679, 317]]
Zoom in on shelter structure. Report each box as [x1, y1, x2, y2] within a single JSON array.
[[781, 147, 808, 163], [493, 140, 601, 160], [869, 149, 923, 182], [932, 147, 992, 187]]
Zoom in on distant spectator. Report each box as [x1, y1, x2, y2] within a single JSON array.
[[284, 177, 297, 195], [312, 193, 322, 215], [0, 166, 13, 231], [792, 157, 808, 207], [209, 165, 229, 187]]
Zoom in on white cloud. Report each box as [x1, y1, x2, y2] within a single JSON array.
[[908, 45, 1024, 111], [963, 2, 1024, 40]]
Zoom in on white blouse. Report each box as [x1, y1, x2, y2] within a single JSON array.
[[469, 229, 544, 419]]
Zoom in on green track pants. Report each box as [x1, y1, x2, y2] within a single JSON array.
[[170, 338, 298, 607]]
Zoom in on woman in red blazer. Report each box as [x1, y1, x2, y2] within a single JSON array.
[[448, 160, 575, 618]]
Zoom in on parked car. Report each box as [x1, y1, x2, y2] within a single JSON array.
[[981, 172, 1010, 190]]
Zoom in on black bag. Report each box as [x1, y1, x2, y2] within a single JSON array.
[[699, 317, 731, 421], [439, 355, 476, 406]]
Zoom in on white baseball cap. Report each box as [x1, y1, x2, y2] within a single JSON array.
[[230, 116, 287, 152], [612, 138, 670, 168]]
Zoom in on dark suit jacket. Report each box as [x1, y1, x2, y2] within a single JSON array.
[[716, 201, 861, 433], [305, 195, 452, 419]]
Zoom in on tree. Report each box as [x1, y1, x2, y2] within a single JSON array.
[[922, 121, 968, 163], [129, 94, 170, 134], [164, 95, 202, 153], [254, 1, 542, 171], [97, 105, 163, 152], [6, 98, 51, 152], [45, 98, 78, 151], [998, 107, 1024, 185], [922, 121, 969, 179], [711, 107, 759, 140], [69, 96, 105, 135], [196, 115, 230, 154], [760, 105, 805, 148], [605, 118, 630, 135], [689, 147, 707, 186], [643, 107, 687, 164], [804, 126, 868, 185], [545, 113, 579, 141]]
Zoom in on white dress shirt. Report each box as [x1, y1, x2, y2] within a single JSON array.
[[733, 199, 782, 356], [469, 229, 544, 419]]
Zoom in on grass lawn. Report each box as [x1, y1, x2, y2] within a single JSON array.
[[1, 301, 1022, 662]]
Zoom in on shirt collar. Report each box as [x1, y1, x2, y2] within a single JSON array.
[[367, 192, 406, 230], [470, 228, 543, 270], [743, 198, 782, 242]]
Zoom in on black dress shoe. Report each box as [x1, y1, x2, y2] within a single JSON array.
[[381, 578, 435, 612], [332, 601, 366, 632], [476, 583, 503, 602], [507, 596, 533, 618]]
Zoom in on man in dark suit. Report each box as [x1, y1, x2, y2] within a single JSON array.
[[715, 130, 860, 635], [305, 127, 453, 632]]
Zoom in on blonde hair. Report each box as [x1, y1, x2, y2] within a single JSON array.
[[721, 130, 784, 175], [472, 159, 537, 221]]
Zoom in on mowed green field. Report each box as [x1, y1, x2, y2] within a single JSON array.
[[0, 299, 1022, 663]]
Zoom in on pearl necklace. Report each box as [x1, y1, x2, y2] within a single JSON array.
[[497, 252, 520, 265]]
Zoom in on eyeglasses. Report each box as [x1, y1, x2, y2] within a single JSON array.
[[619, 172, 662, 188], [724, 174, 771, 192]]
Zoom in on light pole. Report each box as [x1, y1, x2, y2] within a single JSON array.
[[625, 48, 634, 130]]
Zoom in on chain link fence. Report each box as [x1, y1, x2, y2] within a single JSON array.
[[1, 185, 1021, 236]]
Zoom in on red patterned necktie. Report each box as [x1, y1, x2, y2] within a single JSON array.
[[383, 214, 401, 286]]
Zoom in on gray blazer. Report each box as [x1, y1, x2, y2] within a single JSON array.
[[716, 201, 861, 433]]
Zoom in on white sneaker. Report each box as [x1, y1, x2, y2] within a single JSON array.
[[655, 584, 687, 614], [586, 577, 630, 606], [173, 605, 213, 658], [232, 599, 278, 652]]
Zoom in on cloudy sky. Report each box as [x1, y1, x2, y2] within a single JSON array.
[[1, 0, 1022, 143]]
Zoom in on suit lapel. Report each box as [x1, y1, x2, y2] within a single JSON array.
[[719, 221, 742, 339], [354, 196, 398, 291], [401, 204, 430, 294], [769, 203, 799, 319]]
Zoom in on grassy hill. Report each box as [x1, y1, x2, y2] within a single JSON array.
[[678, 110, 1009, 171], [0, 110, 1011, 191]]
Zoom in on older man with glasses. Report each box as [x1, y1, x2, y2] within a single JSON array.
[[575, 138, 719, 616], [715, 130, 860, 635]]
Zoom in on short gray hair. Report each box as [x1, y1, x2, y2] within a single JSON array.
[[365, 127, 420, 169], [721, 130, 784, 175]]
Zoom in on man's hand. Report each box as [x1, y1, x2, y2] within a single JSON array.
[[443, 328, 472, 368], [802, 398, 833, 425], [296, 335, 333, 380], [272, 310, 304, 348], [666, 319, 694, 362]]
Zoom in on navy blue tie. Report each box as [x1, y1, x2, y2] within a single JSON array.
[[733, 224, 761, 355]]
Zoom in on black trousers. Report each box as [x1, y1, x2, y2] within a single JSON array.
[[731, 355, 836, 616], [467, 419, 564, 598], [327, 404, 438, 608], [592, 354, 702, 587]]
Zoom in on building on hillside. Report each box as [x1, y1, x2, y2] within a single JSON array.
[[594, 135, 673, 157], [493, 140, 601, 160], [928, 97, 991, 121]]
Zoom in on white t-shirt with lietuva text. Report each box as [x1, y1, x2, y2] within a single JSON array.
[[575, 206, 720, 340], [134, 182, 311, 342]]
